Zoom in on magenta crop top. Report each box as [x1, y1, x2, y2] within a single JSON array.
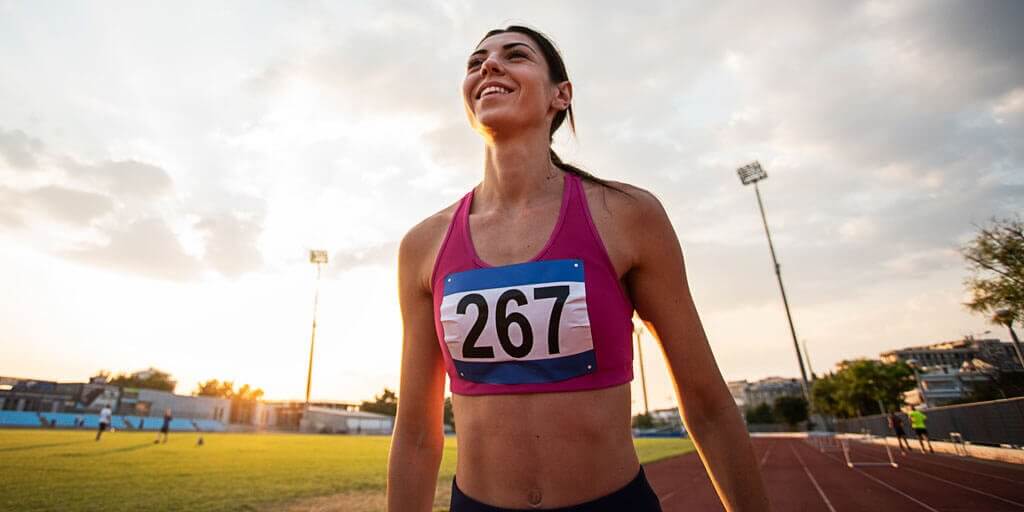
[[431, 173, 635, 395]]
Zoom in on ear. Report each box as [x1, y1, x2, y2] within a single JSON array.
[[551, 80, 573, 111]]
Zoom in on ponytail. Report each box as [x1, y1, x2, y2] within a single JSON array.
[[549, 148, 626, 194]]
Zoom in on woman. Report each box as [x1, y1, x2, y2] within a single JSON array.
[[387, 26, 771, 511]]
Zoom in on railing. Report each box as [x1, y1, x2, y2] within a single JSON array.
[[835, 396, 1024, 447]]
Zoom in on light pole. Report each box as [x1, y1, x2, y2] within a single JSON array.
[[995, 309, 1024, 370], [306, 250, 329, 407], [906, 358, 925, 408], [736, 161, 811, 402], [633, 318, 650, 416]]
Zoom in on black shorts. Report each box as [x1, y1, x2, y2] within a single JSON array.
[[450, 466, 663, 512], [893, 427, 906, 437], [98, 422, 108, 432], [913, 427, 928, 436]]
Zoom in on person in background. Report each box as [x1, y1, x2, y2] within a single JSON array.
[[155, 408, 172, 444], [887, 410, 911, 454], [908, 407, 934, 453], [95, 405, 112, 441]]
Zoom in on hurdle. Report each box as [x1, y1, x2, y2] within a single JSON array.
[[949, 432, 969, 457], [806, 431, 843, 454], [841, 430, 898, 468]]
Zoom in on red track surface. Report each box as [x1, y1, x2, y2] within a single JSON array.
[[644, 437, 1024, 511]]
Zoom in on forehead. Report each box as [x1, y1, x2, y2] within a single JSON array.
[[474, 32, 540, 54]]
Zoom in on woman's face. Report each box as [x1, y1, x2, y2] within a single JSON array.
[[462, 32, 566, 137]]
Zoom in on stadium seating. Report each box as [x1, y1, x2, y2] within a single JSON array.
[[0, 411, 227, 432], [0, 411, 43, 427]]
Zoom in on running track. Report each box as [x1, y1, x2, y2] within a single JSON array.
[[644, 437, 1024, 511]]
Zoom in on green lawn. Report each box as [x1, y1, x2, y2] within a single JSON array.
[[0, 429, 693, 511]]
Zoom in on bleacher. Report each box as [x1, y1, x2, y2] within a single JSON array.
[[1, 411, 226, 432]]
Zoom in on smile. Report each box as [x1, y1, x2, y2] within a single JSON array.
[[479, 86, 512, 98]]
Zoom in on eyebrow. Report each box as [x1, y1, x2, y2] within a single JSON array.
[[469, 42, 536, 59]]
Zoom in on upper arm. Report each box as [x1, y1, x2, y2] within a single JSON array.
[[393, 217, 449, 442], [623, 191, 731, 412]]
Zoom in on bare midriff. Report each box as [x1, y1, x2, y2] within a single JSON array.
[[451, 382, 640, 509]]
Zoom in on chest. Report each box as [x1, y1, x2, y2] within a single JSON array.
[[467, 186, 630, 278]]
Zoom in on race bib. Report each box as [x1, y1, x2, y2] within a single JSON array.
[[440, 259, 596, 385]]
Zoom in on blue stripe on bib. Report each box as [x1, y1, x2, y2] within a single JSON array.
[[443, 259, 584, 296], [453, 349, 597, 385]]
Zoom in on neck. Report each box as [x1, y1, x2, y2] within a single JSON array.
[[477, 128, 561, 210]]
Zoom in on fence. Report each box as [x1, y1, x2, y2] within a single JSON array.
[[835, 396, 1024, 447]]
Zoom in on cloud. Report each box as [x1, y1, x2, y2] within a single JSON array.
[[196, 211, 265, 277], [0, 128, 44, 170], [330, 242, 398, 274], [66, 159, 174, 200], [0, 185, 115, 228], [63, 217, 203, 281]]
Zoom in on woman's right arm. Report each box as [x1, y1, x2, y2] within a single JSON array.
[[386, 219, 449, 511]]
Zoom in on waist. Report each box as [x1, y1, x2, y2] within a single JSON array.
[[452, 383, 639, 508]]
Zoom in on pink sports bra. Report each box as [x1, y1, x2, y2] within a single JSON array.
[[431, 173, 635, 395]]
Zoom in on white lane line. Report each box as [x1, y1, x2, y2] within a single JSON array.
[[816, 448, 939, 511], [857, 442, 1024, 484], [847, 444, 1024, 509], [760, 445, 773, 467], [789, 444, 837, 512]]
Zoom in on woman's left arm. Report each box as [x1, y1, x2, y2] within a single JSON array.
[[624, 190, 772, 512]]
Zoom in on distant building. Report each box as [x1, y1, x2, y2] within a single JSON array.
[[727, 380, 748, 408], [730, 377, 804, 409], [300, 406, 394, 434], [250, 400, 362, 431], [881, 338, 1023, 372], [0, 375, 228, 422], [901, 363, 995, 408], [879, 337, 1021, 408], [650, 407, 683, 430]]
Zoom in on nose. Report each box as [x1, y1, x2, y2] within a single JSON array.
[[481, 54, 503, 77]]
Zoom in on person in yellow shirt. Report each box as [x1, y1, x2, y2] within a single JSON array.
[[908, 407, 934, 453]]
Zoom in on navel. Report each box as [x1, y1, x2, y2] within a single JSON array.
[[527, 487, 543, 508]]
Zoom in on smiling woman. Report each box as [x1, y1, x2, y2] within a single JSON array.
[[386, 25, 771, 512]]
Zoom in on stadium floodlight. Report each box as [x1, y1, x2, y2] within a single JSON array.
[[737, 161, 767, 185], [735, 161, 811, 403], [306, 250, 329, 406], [632, 316, 650, 416]]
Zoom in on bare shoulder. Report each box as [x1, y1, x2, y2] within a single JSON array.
[[581, 179, 666, 223], [580, 178, 673, 273], [399, 200, 461, 292]]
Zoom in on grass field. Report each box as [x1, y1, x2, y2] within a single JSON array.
[[0, 429, 694, 511]]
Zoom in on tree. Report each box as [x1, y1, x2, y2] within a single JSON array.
[[443, 396, 455, 430], [810, 359, 916, 418], [772, 396, 808, 428], [192, 379, 264, 424], [360, 388, 398, 416], [745, 403, 774, 424], [106, 368, 176, 392], [193, 379, 264, 400], [632, 412, 655, 429], [962, 216, 1024, 321]]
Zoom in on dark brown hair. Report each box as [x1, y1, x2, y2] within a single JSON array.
[[479, 26, 617, 189]]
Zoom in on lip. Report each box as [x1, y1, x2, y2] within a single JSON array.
[[476, 81, 516, 100]]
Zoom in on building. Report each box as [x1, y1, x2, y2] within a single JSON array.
[[881, 338, 1024, 372], [878, 337, 1022, 408], [0, 375, 228, 422], [299, 406, 394, 435], [249, 400, 362, 431], [730, 377, 804, 410], [901, 363, 996, 408]]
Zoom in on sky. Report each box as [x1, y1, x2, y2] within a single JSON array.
[[1, 1, 1021, 413]]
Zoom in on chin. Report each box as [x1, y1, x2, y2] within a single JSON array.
[[472, 109, 538, 138]]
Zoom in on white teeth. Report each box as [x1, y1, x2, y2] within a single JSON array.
[[481, 86, 510, 98]]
